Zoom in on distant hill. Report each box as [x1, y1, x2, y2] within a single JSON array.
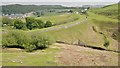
[[90, 4, 118, 19], [2, 4, 70, 14]]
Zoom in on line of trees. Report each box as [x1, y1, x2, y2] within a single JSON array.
[[13, 17, 52, 30]]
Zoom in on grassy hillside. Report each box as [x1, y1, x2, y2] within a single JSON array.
[[36, 13, 79, 24], [90, 4, 118, 19], [89, 3, 119, 44], [26, 13, 118, 51]]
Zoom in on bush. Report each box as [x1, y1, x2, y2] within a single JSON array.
[[103, 39, 110, 48], [23, 44, 36, 52], [2, 31, 18, 48], [13, 19, 25, 29], [2, 30, 53, 52], [21, 24, 28, 30], [2, 30, 30, 48], [45, 21, 52, 28], [35, 19, 45, 28], [31, 34, 52, 49], [25, 17, 35, 30]]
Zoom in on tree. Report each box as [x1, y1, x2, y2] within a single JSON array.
[[14, 19, 25, 29], [35, 19, 45, 28], [45, 21, 52, 28], [32, 21, 39, 29], [25, 17, 35, 30]]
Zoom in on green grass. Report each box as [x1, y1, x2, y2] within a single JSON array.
[[90, 3, 118, 19], [36, 13, 80, 24], [88, 12, 118, 23], [2, 45, 60, 66], [36, 13, 70, 24]]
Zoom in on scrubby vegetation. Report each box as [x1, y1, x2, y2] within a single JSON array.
[[2, 30, 53, 52]]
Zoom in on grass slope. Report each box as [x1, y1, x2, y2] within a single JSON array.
[[90, 4, 118, 19], [36, 13, 80, 24]]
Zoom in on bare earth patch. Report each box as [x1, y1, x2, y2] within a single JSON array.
[[55, 43, 118, 66]]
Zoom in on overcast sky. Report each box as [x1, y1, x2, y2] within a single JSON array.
[[1, 0, 119, 7]]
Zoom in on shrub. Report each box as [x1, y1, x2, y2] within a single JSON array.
[[32, 21, 39, 29], [23, 44, 36, 52], [35, 19, 45, 28], [25, 17, 35, 30], [21, 24, 28, 30], [2, 30, 53, 52], [45, 21, 52, 28], [15, 31, 31, 46], [2, 30, 30, 48], [2, 31, 18, 48], [103, 38, 110, 48], [103, 35, 110, 48], [31, 34, 52, 49], [13, 19, 25, 29]]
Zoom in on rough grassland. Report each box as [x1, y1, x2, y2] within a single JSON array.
[[2, 44, 60, 66], [2, 43, 119, 66]]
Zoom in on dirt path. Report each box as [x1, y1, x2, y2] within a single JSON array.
[[55, 43, 118, 66]]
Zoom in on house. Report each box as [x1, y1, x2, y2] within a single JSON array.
[[3, 12, 34, 19], [3, 14, 28, 19]]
